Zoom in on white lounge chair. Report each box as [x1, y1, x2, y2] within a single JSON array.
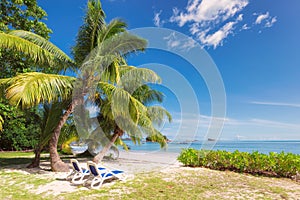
[[87, 161, 126, 189], [67, 159, 91, 184]]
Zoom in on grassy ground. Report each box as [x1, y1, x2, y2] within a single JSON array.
[[0, 151, 36, 166], [1, 152, 300, 199]]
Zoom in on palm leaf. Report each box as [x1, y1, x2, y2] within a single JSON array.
[[119, 67, 161, 93], [98, 32, 147, 58], [81, 32, 147, 75], [133, 85, 164, 105], [1, 72, 76, 108], [147, 106, 172, 125], [9, 30, 74, 69], [97, 19, 127, 44], [99, 81, 154, 132], [0, 31, 72, 68], [143, 128, 167, 148], [72, 0, 106, 65], [100, 59, 121, 83], [39, 102, 69, 147]]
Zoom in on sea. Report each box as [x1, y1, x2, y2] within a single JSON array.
[[122, 140, 300, 155]]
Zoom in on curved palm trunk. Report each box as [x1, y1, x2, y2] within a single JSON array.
[[49, 99, 80, 172], [27, 146, 42, 168], [93, 126, 124, 163]]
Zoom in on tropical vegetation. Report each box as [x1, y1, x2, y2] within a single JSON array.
[[0, 0, 55, 151], [178, 148, 300, 179], [1, 151, 300, 200], [0, 0, 171, 172]]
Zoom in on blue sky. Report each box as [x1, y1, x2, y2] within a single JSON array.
[[38, 0, 300, 141]]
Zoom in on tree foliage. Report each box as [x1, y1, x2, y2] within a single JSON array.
[[0, 72, 75, 108], [0, 0, 51, 37], [0, 31, 74, 72], [72, 0, 106, 65], [0, 0, 52, 77], [0, 0, 53, 151], [0, 99, 41, 150]]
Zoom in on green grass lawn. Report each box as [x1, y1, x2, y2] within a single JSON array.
[[0, 151, 50, 167], [1, 152, 300, 199], [0, 151, 34, 167]]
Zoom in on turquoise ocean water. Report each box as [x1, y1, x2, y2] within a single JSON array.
[[122, 140, 300, 154]]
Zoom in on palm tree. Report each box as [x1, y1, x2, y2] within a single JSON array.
[[91, 71, 172, 163], [0, 30, 74, 169], [0, 29, 74, 130], [0, 0, 145, 171], [0, 0, 172, 172], [0, 32, 151, 172], [28, 101, 73, 168], [0, 72, 76, 168]]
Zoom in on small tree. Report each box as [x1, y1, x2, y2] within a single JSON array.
[[0, 30, 74, 169], [0, 0, 54, 152]]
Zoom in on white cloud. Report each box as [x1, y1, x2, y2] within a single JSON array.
[[198, 21, 236, 48], [163, 32, 197, 51], [168, 0, 277, 49], [171, 0, 248, 26], [250, 118, 300, 129], [237, 14, 243, 21], [163, 32, 180, 48], [169, 0, 248, 48], [265, 16, 277, 28], [153, 10, 163, 27], [255, 12, 269, 24], [241, 23, 250, 30], [254, 12, 277, 28], [251, 101, 300, 108]]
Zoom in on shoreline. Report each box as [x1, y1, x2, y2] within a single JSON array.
[[107, 150, 181, 174]]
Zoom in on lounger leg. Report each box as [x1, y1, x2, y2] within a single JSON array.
[[72, 173, 87, 184], [91, 177, 105, 189], [66, 170, 76, 181]]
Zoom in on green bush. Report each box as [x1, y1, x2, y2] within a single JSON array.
[[177, 148, 300, 179], [0, 102, 41, 151]]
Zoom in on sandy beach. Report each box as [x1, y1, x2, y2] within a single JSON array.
[[2, 151, 300, 199], [2, 151, 182, 195], [103, 150, 181, 173]]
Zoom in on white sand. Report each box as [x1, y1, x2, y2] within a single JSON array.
[[3, 151, 181, 195], [105, 150, 181, 173], [3, 152, 300, 199]]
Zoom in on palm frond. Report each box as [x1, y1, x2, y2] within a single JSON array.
[[3, 72, 76, 108], [147, 106, 172, 125], [81, 32, 147, 74], [120, 67, 161, 93], [99, 32, 147, 58], [100, 82, 153, 127], [100, 59, 121, 83], [0, 32, 71, 68], [133, 85, 164, 104], [97, 19, 127, 44], [72, 0, 106, 65], [96, 80, 171, 148], [39, 102, 70, 147], [144, 129, 167, 148], [9, 30, 74, 69]]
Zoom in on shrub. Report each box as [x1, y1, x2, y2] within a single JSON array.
[[177, 148, 300, 179]]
